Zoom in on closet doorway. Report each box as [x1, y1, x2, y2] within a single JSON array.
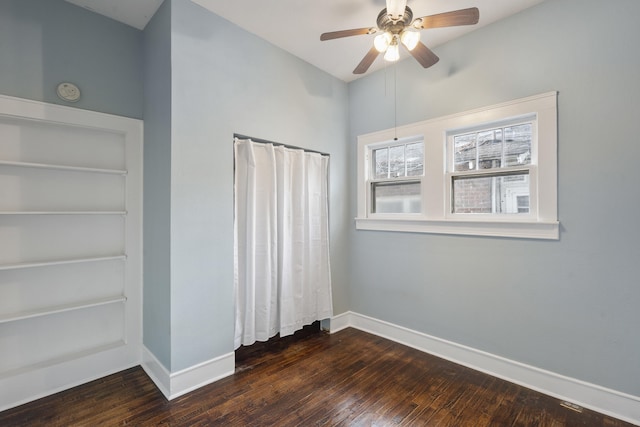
[[233, 136, 332, 350]]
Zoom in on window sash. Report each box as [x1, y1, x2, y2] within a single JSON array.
[[369, 139, 424, 181], [371, 180, 422, 214], [452, 123, 533, 172], [448, 168, 534, 217]]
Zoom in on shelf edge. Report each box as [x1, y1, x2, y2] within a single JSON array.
[[0, 296, 127, 324], [0, 160, 127, 175], [0, 211, 127, 215], [0, 255, 127, 271]]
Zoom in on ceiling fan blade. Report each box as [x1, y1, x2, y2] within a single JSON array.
[[409, 42, 440, 68], [414, 7, 479, 30], [320, 28, 375, 41], [353, 47, 380, 74]]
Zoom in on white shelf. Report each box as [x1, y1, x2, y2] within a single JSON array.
[[0, 160, 127, 175], [0, 296, 127, 324], [0, 340, 126, 380], [0, 211, 127, 216], [0, 255, 126, 272]]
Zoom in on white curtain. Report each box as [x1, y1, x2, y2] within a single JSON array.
[[234, 138, 333, 349]]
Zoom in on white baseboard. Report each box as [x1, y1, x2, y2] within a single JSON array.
[[328, 311, 351, 334], [329, 311, 640, 426], [141, 346, 235, 400]]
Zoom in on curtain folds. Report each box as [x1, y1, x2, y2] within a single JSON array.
[[234, 138, 333, 349]]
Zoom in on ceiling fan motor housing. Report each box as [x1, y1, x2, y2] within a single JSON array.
[[377, 7, 413, 34]]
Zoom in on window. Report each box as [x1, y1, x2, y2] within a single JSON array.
[[369, 139, 424, 214], [447, 120, 534, 217], [356, 92, 558, 239]]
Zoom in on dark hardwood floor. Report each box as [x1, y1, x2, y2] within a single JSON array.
[[0, 326, 634, 426]]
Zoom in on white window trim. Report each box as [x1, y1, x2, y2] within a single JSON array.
[[356, 91, 559, 240]]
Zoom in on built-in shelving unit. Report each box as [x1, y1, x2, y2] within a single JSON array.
[[0, 94, 142, 412]]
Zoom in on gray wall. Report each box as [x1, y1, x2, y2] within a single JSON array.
[[142, 0, 173, 369], [348, 0, 640, 396], [0, 0, 143, 119], [167, 0, 349, 371]]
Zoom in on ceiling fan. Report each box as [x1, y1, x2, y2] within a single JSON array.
[[320, 0, 479, 74]]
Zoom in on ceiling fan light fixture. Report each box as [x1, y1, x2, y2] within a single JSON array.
[[374, 32, 392, 53], [400, 29, 420, 51], [383, 43, 400, 62], [386, 0, 407, 21]]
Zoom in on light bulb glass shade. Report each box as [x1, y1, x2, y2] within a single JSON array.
[[400, 30, 420, 51], [384, 43, 400, 62], [374, 33, 392, 53], [386, 0, 407, 20]]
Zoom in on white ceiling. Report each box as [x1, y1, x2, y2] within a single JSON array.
[[66, 0, 545, 82]]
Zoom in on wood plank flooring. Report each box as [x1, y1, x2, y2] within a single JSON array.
[[0, 326, 634, 426]]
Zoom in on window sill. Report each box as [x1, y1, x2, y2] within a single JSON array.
[[355, 217, 559, 240]]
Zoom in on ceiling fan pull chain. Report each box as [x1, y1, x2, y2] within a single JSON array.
[[394, 64, 398, 141]]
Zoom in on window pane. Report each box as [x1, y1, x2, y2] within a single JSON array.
[[504, 124, 532, 167], [373, 148, 388, 179], [517, 195, 530, 213], [453, 123, 533, 172], [452, 172, 530, 214], [372, 181, 421, 213], [454, 133, 476, 171], [388, 145, 405, 178], [477, 129, 502, 170], [372, 141, 424, 180], [405, 142, 423, 177]]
